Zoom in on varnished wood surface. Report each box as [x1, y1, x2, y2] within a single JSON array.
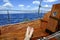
[[0, 4, 60, 40], [47, 4, 60, 32], [0, 19, 48, 40]]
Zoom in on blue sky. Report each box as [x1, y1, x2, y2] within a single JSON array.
[[0, 0, 60, 13]]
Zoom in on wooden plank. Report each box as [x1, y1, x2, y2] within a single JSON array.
[[47, 4, 60, 32]]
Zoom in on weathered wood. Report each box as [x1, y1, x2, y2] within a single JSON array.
[[0, 19, 48, 40], [0, 4, 60, 40], [47, 4, 60, 32]]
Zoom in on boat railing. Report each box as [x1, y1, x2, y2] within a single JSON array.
[[39, 31, 60, 40]]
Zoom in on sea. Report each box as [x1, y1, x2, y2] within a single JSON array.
[[0, 13, 45, 26]]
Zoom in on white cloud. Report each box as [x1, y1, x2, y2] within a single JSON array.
[[27, 5, 30, 8], [40, 7, 51, 11], [18, 4, 25, 10], [3, 2, 13, 7], [33, 1, 40, 5], [0, 2, 13, 10], [0, 6, 1, 7], [18, 4, 24, 7], [39, 7, 51, 13], [43, 0, 57, 2], [44, 4, 49, 7], [2, 0, 14, 10], [0, 5, 6, 10], [32, 7, 38, 10], [3, 0, 9, 3], [44, 4, 52, 7]]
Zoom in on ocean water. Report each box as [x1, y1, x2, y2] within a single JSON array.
[[0, 13, 45, 25]]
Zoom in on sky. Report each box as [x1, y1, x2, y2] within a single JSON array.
[[0, 0, 60, 13]]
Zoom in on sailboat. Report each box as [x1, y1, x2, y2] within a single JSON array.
[[0, 4, 60, 40]]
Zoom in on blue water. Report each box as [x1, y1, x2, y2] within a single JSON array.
[[0, 13, 45, 25]]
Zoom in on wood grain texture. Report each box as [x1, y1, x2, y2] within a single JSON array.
[[47, 4, 60, 32], [0, 4, 60, 40]]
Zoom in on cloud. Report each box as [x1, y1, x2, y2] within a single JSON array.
[[33, 1, 40, 5], [0, 2, 13, 10], [43, 0, 57, 2], [2, 0, 14, 10], [3, 0, 9, 3], [0, 6, 3, 9], [41, 8, 51, 11], [32, 7, 38, 10], [44, 4, 49, 7], [3, 2, 13, 7], [18, 4, 24, 7], [18, 4, 25, 10], [41, 5, 52, 12], [27, 5, 30, 8], [43, 4, 52, 7]]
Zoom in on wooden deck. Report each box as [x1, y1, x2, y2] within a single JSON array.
[[0, 4, 60, 40]]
